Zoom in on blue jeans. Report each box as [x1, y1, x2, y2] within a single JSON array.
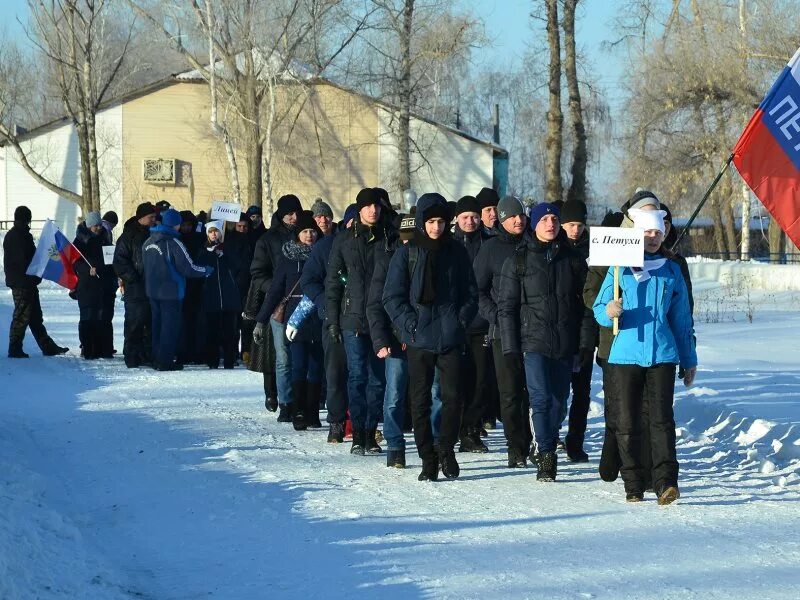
[[271, 319, 292, 406], [383, 354, 408, 450], [524, 352, 572, 453], [290, 339, 323, 384], [342, 331, 385, 430], [149, 298, 181, 368], [431, 368, 442, 442]]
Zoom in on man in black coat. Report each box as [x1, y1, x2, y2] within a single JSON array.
[[326, 189, 394, 455], [246, 205, 267, 247], [558, 200, 595, 463], [476, 187, 499, 232], [453, 195, 494, 453], [247, 194, 303, 414], [473, 196, 529, 467], [113, 202, 156, 367], [383, 193, 478, 482], [175, 210, 206, 365], [497, 202, 591, 482], [3, 205, 68, 358]]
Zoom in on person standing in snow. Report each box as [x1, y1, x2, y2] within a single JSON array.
[[4, 205, 69, 358], [143, 208, 214, 371], [383, 193, 478, 481], [196, 221, 242, 369], [254, 211, 323, 431], [73, 212, 117, 359], [592, 208, 697, 505], [497, 202, 591, 483]]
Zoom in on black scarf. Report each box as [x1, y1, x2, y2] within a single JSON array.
[[413, 229, 449, 305]]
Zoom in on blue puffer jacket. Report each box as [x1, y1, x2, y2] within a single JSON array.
[[382, 194, 478, 354], [299, 231, 337, 321], [143, 225, 211, 301], [195, 244, 242, 313], [593, 254, 697, 370]]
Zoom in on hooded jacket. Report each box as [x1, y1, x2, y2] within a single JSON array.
[[3, 221, 41, 289], [325, 219, 396, 334], [382, 194, 478, 354], [113, 216, 151, 301], [592, 255, 697, 370], [143, 225, 210, 301], [497, 231, 590, 357]]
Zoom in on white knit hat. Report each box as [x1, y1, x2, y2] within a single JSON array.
[[629, 208, 667, 234], [206, 220, 224, 233]]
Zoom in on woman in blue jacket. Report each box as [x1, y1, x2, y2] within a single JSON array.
[[255, 211, 322, 431], [593, 208, 697, 505], [196, 221, 242, 369]]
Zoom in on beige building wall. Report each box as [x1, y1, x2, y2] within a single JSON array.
[[121, 81, 380, 221]]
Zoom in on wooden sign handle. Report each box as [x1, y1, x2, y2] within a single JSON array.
[[613, 265, 619, 336]]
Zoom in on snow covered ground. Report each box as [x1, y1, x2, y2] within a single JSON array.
[[1, 268, 799, 599]]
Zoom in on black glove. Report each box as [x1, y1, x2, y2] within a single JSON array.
[[253, 322, 266, 345], [328, 324, 342, 344]]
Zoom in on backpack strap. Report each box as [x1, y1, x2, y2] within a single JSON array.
[[408, 245, 419, 281]]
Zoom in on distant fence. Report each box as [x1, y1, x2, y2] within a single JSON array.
[[686, 252, 800, 265], [0, 220, 48, 232]]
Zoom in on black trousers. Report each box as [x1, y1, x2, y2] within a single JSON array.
[[491, 340, 530, 453], [261, 323, 278, 400], [461, 332, 494, 433], [78, 304, 113, 359], [597, 358, 621, 482], [607, 363, 678, 494], [204, 310, 239, 368], [566, 357, 594, 450], [178, 304, 204, 364], [323, 327, 349, 424], [9, 287, 51, 350], [122, 299, 151, 367], [407, 346, 463, 459]]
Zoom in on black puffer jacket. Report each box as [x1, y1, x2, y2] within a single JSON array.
[[196, 243, 242, 313], [326, 221, 396, 334], [113, 216, 150, 301], [453, 225, 491, 334], [73, 224, 117, 309], [473, 224, 527, 340], [246, 218, 296, 316], [366, 240, 403, 354], [497, 232, 590, 357], [3, 222, 41, 289]]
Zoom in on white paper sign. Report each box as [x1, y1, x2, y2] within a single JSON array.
[[103, 245, 116, 266], [210, 201, 241, 223], [588, 227, 644, 268]]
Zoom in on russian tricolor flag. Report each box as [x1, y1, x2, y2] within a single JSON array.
[[734, 47, 800, 249], [26, 220, 83, 290]]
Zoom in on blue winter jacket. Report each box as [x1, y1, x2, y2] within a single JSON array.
[[382, 195, 478, 354], [299, 231, 338, 320], [143, 225, 210, 301], [592, 255, 697, 370]]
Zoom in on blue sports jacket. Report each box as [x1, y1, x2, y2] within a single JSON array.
[[143, 225, 210, 301]]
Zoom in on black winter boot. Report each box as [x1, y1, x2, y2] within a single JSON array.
[[292, 380, 308, 431], [566, 434, 589, 463], [8, 343, 29, 359], [305, 382, 323, 429], [439, 447, 460, 480], [41, 339, 69, 356], [350, 429, 365, 455], [418, 455, 439, 481], [365, 428, 382, 454], [386, 449, 406, 468], [507, 447, 527, 468], [277, 403, 293, 423], [265, 397, 279, 412], [327, 422, 345, 443], [537, 451, 557, 482], [459, 428, 489, 453]]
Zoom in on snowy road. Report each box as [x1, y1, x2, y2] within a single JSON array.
[[1, 288, 799, 599]]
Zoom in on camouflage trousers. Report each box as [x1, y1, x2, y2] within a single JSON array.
[[9, 287, 50, 349]]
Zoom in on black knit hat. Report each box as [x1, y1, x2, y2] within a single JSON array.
[[135, 202, 157, 219], [455, 195, 481, 216], [179, 210, 196, 224], [276, 194, 303, 219], [14, 205, 32, 223], [102, 211, 119, 226], [476, 187, 499, 209], [155, 200, 171, 212], [560, 200, 587, 224], [356, 188, 380, 210], [294, 210, 319, 238], [600, 211, 624, 227]]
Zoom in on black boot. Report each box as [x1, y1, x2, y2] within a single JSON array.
[[566, 435, 589, 463], [41, 338, 69, 356], [305, 382, 323, 429], [8, 343, 29, 359], [439, 447, 460, 480], [507, 447, 527, 468], [459, 428, 489, 453], [292, 380, 308, 431], [350, 429, 365, 455], [277, 403, 293, 423], [418, 455, 439, 481], [265, 397, 279, 412], [365, 428, 382, 454], [386, 449, 406, 468], [537, 451, 557, 482], [327, 422, 345, 443]]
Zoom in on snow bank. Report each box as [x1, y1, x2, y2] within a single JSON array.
[[687, 256, 800, 291]]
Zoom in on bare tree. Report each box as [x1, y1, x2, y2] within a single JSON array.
[[563, 0, 588, 203], [544, 0, 563, 202]]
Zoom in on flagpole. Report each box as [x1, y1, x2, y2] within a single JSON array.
[[671, 153, 735, 251]]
